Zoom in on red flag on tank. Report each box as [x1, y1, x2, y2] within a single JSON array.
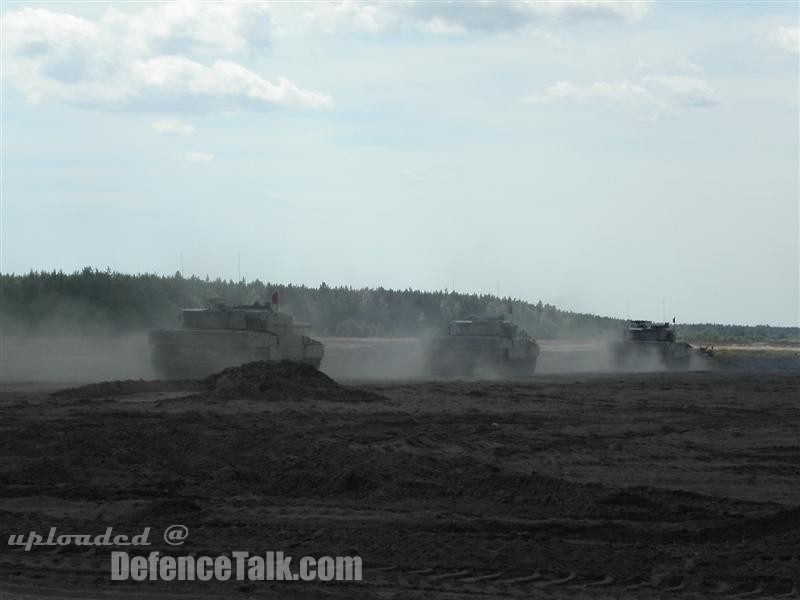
[[272, 292, 279, 305]]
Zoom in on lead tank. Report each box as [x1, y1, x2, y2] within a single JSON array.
[[610, 320, 692, 371], [422, 316, 539, 377], [149, 300, 324, 378]]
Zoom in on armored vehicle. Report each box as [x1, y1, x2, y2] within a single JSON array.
[[422, 316, 539, 377], [610, 320, 692, 370], [149, 300, 324, 378]]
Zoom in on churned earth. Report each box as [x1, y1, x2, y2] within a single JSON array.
[[0, 355, 798, 599]]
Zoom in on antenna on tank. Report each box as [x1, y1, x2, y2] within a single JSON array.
[[180, 253, 184, 276]]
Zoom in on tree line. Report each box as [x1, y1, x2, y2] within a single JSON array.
[[1, 268, 796, 343]]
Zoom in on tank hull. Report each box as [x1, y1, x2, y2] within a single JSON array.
[[149, 329, 324, 379], [610, 340, 693, 371], [422, 335, 539, 377]]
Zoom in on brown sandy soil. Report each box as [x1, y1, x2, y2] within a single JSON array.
[[1, 364, 799, 599]]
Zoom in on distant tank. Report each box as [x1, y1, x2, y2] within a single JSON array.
[[610, 320, 692, 371], [422, 316, 539, 377], [149, 300, 324, 378]]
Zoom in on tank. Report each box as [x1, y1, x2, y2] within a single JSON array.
[[148, 300, 324, 378], [610, 320, 693, 371], [421, 316, 539, 377]]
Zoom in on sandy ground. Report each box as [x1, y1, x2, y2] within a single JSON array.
[[0, 346, 799, 599]]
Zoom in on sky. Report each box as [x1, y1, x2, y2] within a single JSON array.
[[1, 1, 798, 326]]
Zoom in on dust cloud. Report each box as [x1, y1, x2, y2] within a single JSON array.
[[0, 335, 155, 383], [319, 337, 425, 380], [0, 335, 713, 384], [0, 308, 167, 383], [320, 338, 710, 380], [0, 326, 715, 385]]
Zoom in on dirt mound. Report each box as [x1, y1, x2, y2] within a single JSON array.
[[54, 378, 203, 399], [203, 360, 378, 401], [56, 360, 380, 402]]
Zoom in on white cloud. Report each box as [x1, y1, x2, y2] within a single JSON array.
[[152, 118, 195, 135], [769, 25, 799, 55], [673, 58, 703, 74], [527, 80, 652, 104], [303, 0, 651, 35], [185, 151, 214, 162], [114, 2, 273, 57], [424, 17, 469, 36], [127, 56, 330, 111], [641, 75, 718, 108], [303, 1, 398, 34], [524, 73, 718, 119], [1, 6, 329, 112]]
